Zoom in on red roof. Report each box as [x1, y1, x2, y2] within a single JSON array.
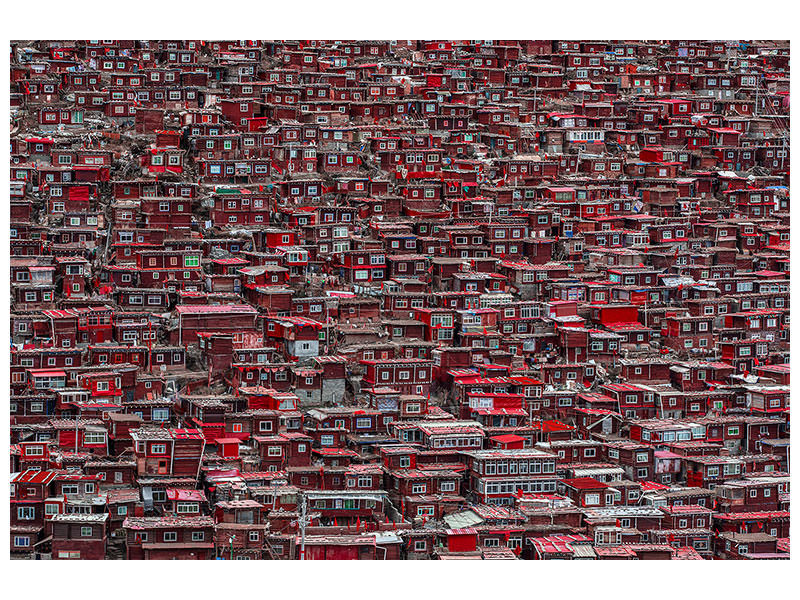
[[446, 528, 478, 536], [171, 428, 205, 440], [595, 545, 637, 557], [474, 408, 527, 416], [312, 448, 358, 456], [639, 481, 671, 492], [165, 489, 207, 502], [211, 257, 250, 265], [706, 127, 742, 135], [12, 470, 58, 484], [175, 304, 257, 315], [27, 369, 67, 377], [714, 511, 790, 520], [490, 434, 526, 444], [560, 477, 609, 490], [541, 420, 575, 432]]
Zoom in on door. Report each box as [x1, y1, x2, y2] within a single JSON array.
[[157, 459, 169, 475]]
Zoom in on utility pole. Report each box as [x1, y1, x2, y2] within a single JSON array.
[[147, 318, 153, 374], [528, 390, 533, 431], [780, 135, 786, 171], [754, 77, 759, 116], [326, 298, 330, 353], [74, 406, 80, 454], [299, 493, 309, 560]]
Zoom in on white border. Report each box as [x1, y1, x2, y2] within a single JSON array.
[[1, 4, 796, 598]]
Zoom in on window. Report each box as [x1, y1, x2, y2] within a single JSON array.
[[191, 531, 205, 541], [81, 526, 93, 537], [267, 446, 282, 456], [18, 507, 35, 520], [84, 432, 105, 445], [584, 493, 601, 505], [175, 502, 200, 513], [163, 532, 178, 542]]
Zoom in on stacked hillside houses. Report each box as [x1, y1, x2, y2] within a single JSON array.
[[10, 39, 789, 560]]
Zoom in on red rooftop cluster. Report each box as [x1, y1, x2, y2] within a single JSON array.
[[10, 39, 789, 561]]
